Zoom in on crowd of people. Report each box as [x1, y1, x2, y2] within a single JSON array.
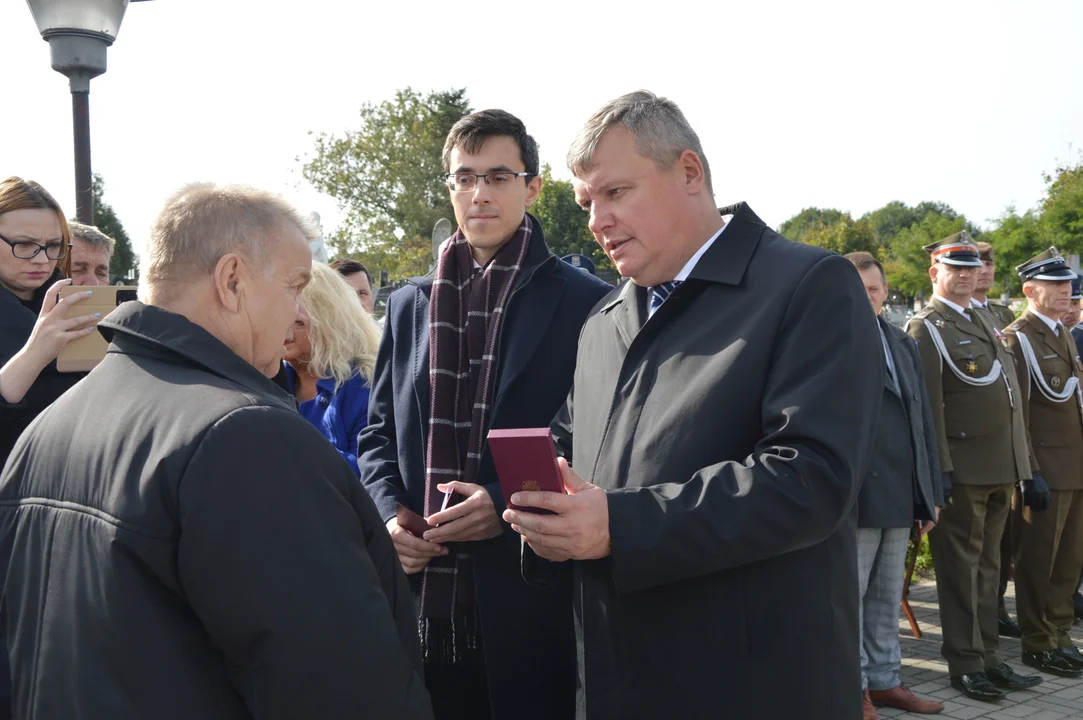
[[0, 90, 1080, 720]]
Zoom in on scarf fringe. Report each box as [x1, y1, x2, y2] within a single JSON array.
[[419, 610, 481, 665]]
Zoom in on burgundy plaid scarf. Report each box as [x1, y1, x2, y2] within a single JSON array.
[[418, 213, 533, 663]]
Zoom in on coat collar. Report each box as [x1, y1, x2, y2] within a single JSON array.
[[407, 222, 567, 416], [601, 202, 766, 346], [931, 297, 989, 342], [98, 302, 297, 412]]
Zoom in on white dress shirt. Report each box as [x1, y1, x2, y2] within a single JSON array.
[[934, 294, 971, 320], [1030, 308, 1062, 336]]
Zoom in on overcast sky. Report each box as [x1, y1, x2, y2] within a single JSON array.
[[3, 0, 1081, 259]]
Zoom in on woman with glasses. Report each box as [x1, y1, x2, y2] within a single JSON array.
[[283, 261, 381, 475], [0, 177, 99, 469]]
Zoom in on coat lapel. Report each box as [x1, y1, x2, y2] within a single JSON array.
[[410, 281, 432, 432], [931, 298, 989, 342], [878, 318, 906, 397], [1026, 310, 1072, 364], [609, 280, 646, 348], [495, 262, 566, 398]]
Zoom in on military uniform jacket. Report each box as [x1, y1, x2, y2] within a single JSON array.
[[983, 301, 1016, 330], [1002, 309, 1083, 490], [908, 297, 1031, 486]]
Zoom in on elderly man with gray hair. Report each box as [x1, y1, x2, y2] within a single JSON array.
[[0, 183, 432, 720], [67, 221, 115, 286]]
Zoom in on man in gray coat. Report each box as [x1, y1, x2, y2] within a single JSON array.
[[504, 91, 882, 719], [846, 252, 945, 719]]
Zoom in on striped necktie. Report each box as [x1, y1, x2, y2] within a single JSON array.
[[650, 280, 682, 316]]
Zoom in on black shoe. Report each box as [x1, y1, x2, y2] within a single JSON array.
[[1022, 650, 1082, 678], [998, 616, 1022, 638], [1058, 645, 1083, 670], [950, 673, 1006, 701], [1074, 592, 1083, 621], [986, 661, 1045, 689]]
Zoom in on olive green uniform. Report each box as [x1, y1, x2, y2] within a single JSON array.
[[1002, 310, 1083, 653], [908, 298, 1031, 675]]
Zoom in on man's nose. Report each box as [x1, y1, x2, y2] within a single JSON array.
[[472, 179, 493, 203]]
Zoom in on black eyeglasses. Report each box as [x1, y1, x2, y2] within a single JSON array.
[[0, 232, 69, 260], [442, 172, 532, 192]]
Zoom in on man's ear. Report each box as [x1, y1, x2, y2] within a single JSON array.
[[1021, 282, 1035, 301], [524, 174, 543, 208], [928, 265, 938, 284], [678, 149, 708, 196], [213, 253, 245, 313]]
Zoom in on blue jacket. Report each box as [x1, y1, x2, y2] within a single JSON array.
[[284, 364, 370, 476], [358, 225, 610, 720]]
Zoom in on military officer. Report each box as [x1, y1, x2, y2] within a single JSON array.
[[973, 242, 1016, 329], [970, 241, 1025, 639], [907, 232, 1042, 701], [1002, 248, 1083, 677]]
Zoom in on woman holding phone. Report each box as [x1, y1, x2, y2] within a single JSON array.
[[282, 261, 381, 475], [0, 177, 99, 468]]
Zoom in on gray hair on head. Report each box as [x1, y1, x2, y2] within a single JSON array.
[[141, 182, 315, 299], [67, 221, 116, 253], [566, 90, 713, 193]]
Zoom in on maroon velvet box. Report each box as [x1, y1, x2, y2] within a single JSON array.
[[486, 428, 566, 513]]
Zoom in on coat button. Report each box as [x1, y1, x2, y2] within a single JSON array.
[[872, 471, 879, 477], [1039, 441, 1045, 447], [960, 432, 967, 439]]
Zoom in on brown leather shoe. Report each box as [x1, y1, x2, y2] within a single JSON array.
[[863, 689, 879, 720], [869, 684, 944, 713]]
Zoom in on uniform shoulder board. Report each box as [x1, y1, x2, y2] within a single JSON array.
[[1006, 317, 1026, 333], [916, 305, 936, 317]]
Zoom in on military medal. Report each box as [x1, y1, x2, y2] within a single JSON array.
[[965, 354, 977, 375], [934, 319, 946, 329]]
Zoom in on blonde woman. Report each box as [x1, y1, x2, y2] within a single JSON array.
[[283, 262, 381, 475]]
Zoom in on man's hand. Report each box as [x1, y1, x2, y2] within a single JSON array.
[[502, 458, 610, 562], [385, 517, 446, 574], [918, 506, 940, 537], [422, 482, 502, 544], [1021, 472, 1051, 511]]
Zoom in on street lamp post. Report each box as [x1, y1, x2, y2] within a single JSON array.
[[25, 0, 147, 224]]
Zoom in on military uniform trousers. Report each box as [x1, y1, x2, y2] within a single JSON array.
[[930, 482, 1014, 675], [998, 488, 1022, 618], [1016, 489, 1083, 652], [857, 527, 910, 691]]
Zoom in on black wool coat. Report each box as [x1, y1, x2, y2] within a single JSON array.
[[0, 302, 432, 720], [534, 203, 883, 719]]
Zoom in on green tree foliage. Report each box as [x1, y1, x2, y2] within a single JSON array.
[[780, 200, 974, 302], [1040, 158, 1083, 255], [984, 207, 1042, 296], [799, 213, 877, 256], [302, 88, 472, 280], [89, 173, 137, 279], [882, 210, 970, 298], [778, 207, 845, 243], [528, 165, 612, 272]]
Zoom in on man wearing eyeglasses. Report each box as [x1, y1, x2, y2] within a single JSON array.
[[358, 109, 610, 720]]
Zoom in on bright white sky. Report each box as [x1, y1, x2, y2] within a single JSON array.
[[3, 0, 1081, 261]]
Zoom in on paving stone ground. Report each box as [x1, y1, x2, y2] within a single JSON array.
[[884, 580, 1083, 719]]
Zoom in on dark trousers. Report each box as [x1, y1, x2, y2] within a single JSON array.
[[425, 653, 492, 720], [930, 483, 1013, 675], [997, 487, 1022, 618], [1016, 489, 1083, 652]]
